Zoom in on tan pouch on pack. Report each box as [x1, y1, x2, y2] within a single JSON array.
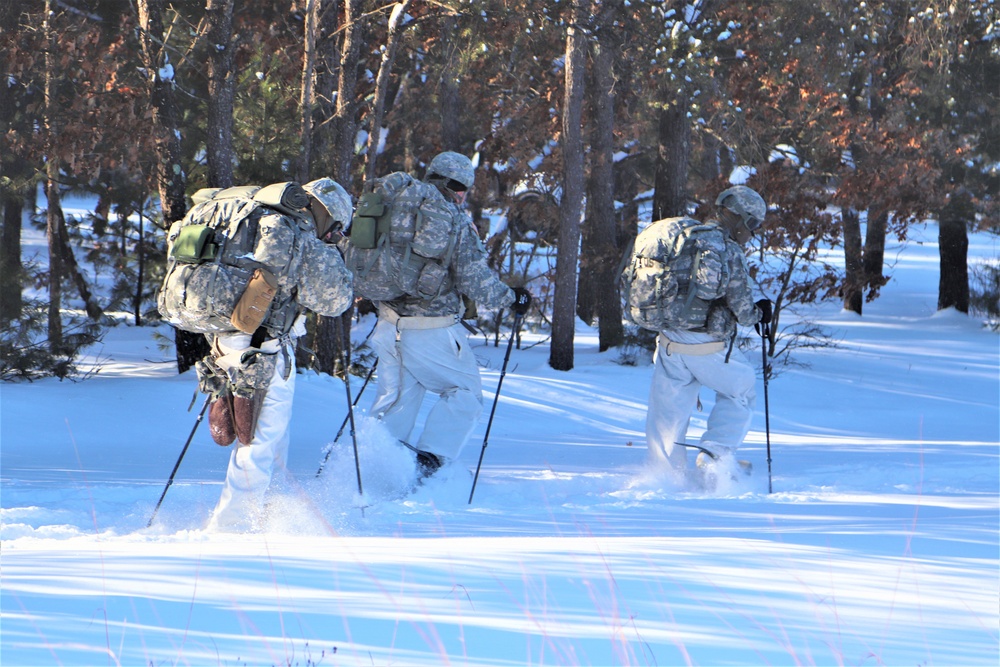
[[231, 268, 278, 334]]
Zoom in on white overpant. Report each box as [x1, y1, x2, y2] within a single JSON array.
[[207, 339, 295, 532], [369, 318, 483, 462], [646, 333, 756, 469], [368, 319, 402, 420]]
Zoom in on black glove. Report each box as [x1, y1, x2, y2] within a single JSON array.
[[755, 298, 773, 325], [511, 287, 532, 315]]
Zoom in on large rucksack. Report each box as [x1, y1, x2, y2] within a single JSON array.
[[158, 182, 310, 336], [621, 216, 731, 332], [342, 172, 460, 302]]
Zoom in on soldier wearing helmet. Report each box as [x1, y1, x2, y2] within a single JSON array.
[[206, 177, 354, 532], [303, 177, 353, 241], [424, 150, 476, 205], [364, 151, 532, 482], [714, 185, 767, 247], [640, 184, 772, 482]]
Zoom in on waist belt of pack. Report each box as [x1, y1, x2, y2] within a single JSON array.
[[658, 333, 726, 356], [379, 304, 459, 331]]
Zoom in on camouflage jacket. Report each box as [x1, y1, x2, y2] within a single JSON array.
[[381, 196, 514, 318], [700, 220, 761, 340], [247, 211, 353, 329]]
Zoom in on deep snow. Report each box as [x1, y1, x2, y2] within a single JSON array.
[[1, 220, 998, 666]]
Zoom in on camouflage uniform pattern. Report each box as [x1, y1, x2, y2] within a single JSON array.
[[342, 172, 514, 314], [705, 237, 760, 339], [381, 201, 514, 317], [623, 216, 759, 341], [302, 178, 353, 227], [715, 185, 767, 228], [426, 151, 476, 189], [160, 187, 352, 337], [159, 196, 266, 334]]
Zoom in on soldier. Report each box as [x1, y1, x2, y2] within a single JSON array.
[[640, 185, 772, 474], [205, 178, 354, 531], [361, 152, 531, 479]]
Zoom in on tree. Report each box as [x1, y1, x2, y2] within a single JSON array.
[[364, 0, 413, 184], [577, 0, 625, 351], [297, 0, 321, 183], [136, 0, 209, 373], [205, 0, 236, 189], [549, 0, 590, 371], [331, 0, 365, 186], [0, 3, 30, 326], [907, 2, 1000, 312]]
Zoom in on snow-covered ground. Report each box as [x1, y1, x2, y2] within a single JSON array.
[[1, 219, 997, 666]]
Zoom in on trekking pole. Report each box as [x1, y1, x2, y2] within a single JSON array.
[[761, 320, 773, 494], [316, 359, 377, 477], [147, 396, 211, 527], [335, 316, 364, 502], [469, 312, 523, 504]]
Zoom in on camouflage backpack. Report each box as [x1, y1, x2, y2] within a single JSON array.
[[157, 182, 310, 336], [620, 217, 731, 332], [342, 172, 460, 302]]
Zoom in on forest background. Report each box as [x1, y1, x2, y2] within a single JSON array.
[[1, 0, 997, 381]]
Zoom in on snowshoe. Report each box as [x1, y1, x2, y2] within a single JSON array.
[[696, 451, 752, 477], [415, 450, 443, 479]]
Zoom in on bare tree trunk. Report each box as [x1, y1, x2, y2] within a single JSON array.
[[863, 207, 889, 299], [54, 204, 102, 320], [45, 182, 64, 352], [842, 208, 864, 314], [652, 98, 690, 220], [298, 0, 320, 183], [138, 0, 208, 372], [439, 12, 460, 151], [578, 2, 623, 351], [137, 0, 188, 225], [549, 0, 589, 372], [364, 0, 412, 185], [311, 0, 342, 178], [0, 4, 25, 326], [314, 0, 365, 375], [938, 192, 972, 313], [0, 192, 24, 325], [332, 0, 364, 185], [134, 212, 145, 326], [43, 0, 63, 351], [206, 0, 235, 188]]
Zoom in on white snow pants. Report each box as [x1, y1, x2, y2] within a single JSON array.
[[646, 332, 756, 469], [207, 336, 295, 532], [369, 317, 483, 462]]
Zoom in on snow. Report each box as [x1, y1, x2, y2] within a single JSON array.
[[2, 222, 998, 666]]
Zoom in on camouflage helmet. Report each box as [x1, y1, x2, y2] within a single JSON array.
[[426, 151, 475, 191], [715, 185, 766, 230], [303, 178, 352, 237]]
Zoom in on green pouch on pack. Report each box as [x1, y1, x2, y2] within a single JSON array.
[[349, 192, 386, 250], [351, 215, 378, 249], [356, 192, 385, 218], [171, 224, 217, 263]]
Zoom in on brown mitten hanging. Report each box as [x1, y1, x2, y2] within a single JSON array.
[[208, 392, 236, 446], [233, 389, 266, 445]]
